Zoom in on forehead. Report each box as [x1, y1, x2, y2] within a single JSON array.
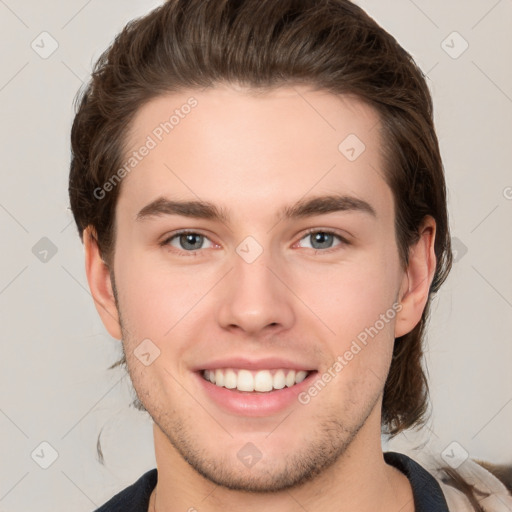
[[119, 84, 393, 225]]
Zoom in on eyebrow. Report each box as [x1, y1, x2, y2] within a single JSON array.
[[135, 194, 377, 223]]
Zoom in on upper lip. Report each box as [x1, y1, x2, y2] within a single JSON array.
[[193, 357, 316, 372]]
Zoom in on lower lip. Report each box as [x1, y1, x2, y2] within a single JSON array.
[[194, 371, 318, 417]]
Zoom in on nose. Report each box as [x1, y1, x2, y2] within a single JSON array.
[[215, 248, 296, 336]]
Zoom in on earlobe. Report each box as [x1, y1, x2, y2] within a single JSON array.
[[83, 226, 122, 340], [394, 216, 437, 339]]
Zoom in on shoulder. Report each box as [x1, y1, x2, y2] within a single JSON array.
[[93, 468, 157, 512], [429, 458, 512, 512], [402, 451, 512, 512], [385, 451, 451, 511]]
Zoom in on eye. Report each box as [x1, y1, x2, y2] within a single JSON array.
[[160, 229, 348, 254], [162, 231, 215, 252], [297, 230, 347, 250]]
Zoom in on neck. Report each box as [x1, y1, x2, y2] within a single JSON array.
[[150, 411, 414, 512]]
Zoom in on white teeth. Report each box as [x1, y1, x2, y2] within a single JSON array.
[[254, 370, 273, 392], [224, 369, 237, 389], [295, 370, 308, 384], [237, 369, 254, 392], [215, 369, 224, 387], [202, 368, 311, 392], [273, 369, 286, 389]]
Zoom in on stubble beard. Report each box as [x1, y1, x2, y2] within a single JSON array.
[[113, 282, 381, 494], [151, 409, 372, 493]]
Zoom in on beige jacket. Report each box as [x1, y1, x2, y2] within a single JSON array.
[[421, 455, 512, 511]]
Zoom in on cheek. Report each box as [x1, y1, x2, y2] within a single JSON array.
[[114, 252, 218, 344], [295, 255, 400, 339]]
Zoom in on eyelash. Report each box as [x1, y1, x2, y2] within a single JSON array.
[[159, 228, 350, 256]]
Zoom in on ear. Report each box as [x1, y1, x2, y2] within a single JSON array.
[[83, 226, 122, 340], [394, 215, 437, 338]]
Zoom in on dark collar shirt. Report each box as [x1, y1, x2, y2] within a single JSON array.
[[93, 451, 450, 512]]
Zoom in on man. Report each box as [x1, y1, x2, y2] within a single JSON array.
[[68, 0, 511, 510]]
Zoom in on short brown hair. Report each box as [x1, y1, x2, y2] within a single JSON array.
[[69, 0, 453, 436]]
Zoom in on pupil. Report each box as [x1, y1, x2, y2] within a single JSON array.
[[181, 233, 202, 250], [312, 232, 332, 249]]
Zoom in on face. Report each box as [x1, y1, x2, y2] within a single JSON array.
[[105, 85, 410, 491]]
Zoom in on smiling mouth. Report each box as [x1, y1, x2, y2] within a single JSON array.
[[201, 368, 315, 393]]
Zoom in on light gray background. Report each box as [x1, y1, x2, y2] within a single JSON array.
[[0, 1, 511, 510]]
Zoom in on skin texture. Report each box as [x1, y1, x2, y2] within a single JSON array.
[[84, 84, 436, 511]]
